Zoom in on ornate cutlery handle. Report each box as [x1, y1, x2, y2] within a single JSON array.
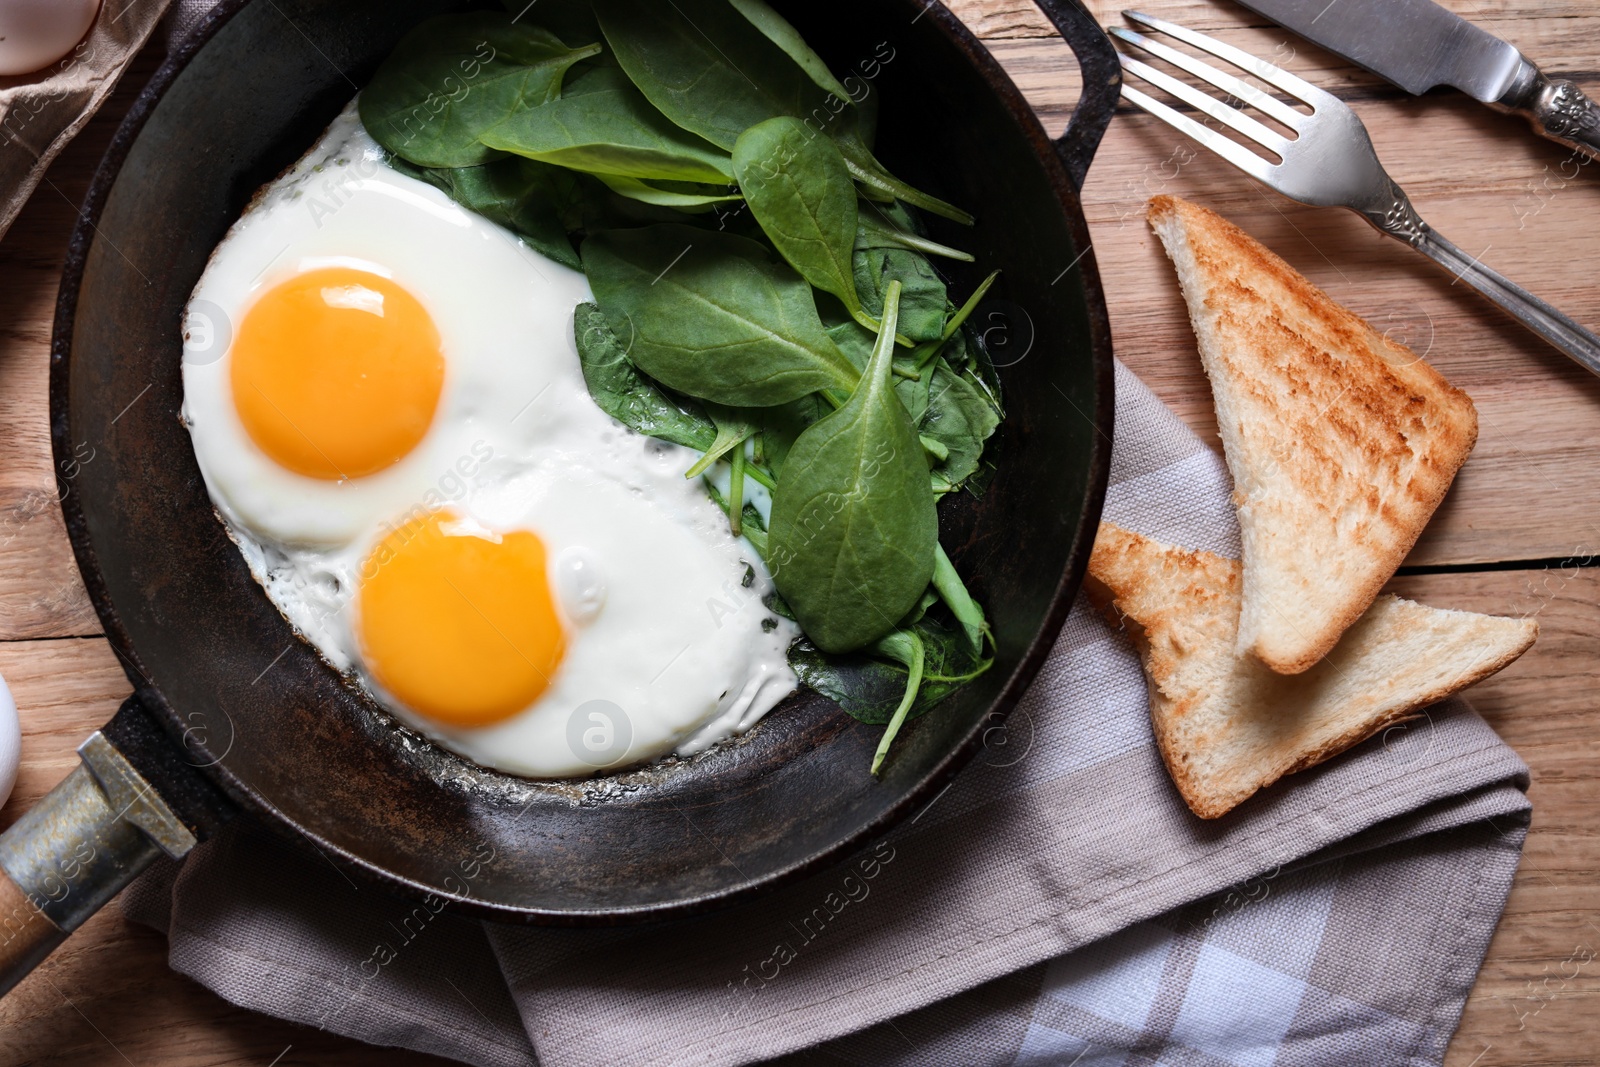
[[1494, 60, 1600, 162], [1361, 191, 1600, 377]]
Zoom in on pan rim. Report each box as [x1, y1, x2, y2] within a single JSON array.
[[49, 0, 1115, 924]]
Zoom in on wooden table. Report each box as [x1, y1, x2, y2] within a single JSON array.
[[2, 2, 1596, 1063]]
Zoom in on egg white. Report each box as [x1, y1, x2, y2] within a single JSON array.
[[185, 103, 798, 778]]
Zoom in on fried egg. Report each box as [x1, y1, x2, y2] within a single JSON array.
[[182, 104, 797, 777]]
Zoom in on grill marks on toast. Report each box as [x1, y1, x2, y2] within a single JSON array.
[[1148, 195, 1478, 675]]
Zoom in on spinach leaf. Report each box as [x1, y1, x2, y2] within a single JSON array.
[[498, 0, 603, 52], [727, 0, 854, 102], [767, 282, 938, 652], [833, 110, 974, 225], [582, 224, 860, 406], [593, 173, 743, 208], [361, 13, 599, 168], [910, 269, 999, 370], [733, 117, 863, 324], [573, 301, 716, 450], [480, 66, 734, 183], [590, 0, 830, 152], [824, 319, 874, 371], [856, 209, 973, 262], [592, 0, 972, 227], [920, 357, 1002, 491], [854, 247, 948, 344], [685, 405, 757, 478], [788, 612, 993, 725], [758, 394, 829, 475], [409, 156, 580, 269]]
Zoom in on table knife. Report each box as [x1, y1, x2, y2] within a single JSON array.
[[1233, 0, 1600, 160]]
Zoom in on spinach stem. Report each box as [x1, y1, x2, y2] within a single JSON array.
[[704, 479, 768, 559], [857, 211, 975, 262], [686, 428, 752, 478], [745, 462, 776, 492], [843, 157, 974, 226], [728, 445, 746, 537], [932, 543, 988, 652], [913, 269, 1001, 370], [871, 629, 926, 775], [851, 306, 916, 349]]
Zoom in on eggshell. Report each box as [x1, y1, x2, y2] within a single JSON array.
[[0, 671, 19, 810], [0, 0, 100, 77]]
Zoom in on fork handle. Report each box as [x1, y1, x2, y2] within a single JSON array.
[[1365, 199, 1600, 377]]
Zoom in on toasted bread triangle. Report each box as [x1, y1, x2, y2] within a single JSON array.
[[1147, 195, 1478, 674], [1087, 522, 1536, 819]]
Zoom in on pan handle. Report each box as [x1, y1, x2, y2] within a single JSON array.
[[1031, 0, 1123, 192], [0, 694, 233, 998]]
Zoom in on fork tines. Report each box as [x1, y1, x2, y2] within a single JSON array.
[[1111, 10, 1332, 181]]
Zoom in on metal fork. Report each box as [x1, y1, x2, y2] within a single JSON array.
[[1111, 10, 1600, 377]]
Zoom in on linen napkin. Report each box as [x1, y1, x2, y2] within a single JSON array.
[[0, 0, 176, 243], [122, 360, 1531, 1066]]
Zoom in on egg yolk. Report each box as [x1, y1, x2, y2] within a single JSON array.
[[356, 512, 565, 728], [230, 267, 444, 480]]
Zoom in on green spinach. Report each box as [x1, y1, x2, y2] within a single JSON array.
[[788, 613, 992, 725], [591, 0, 823, 151], [592, 0, 969, 226], [868, 629, 925, 773], [932, 542, 988, 652], [920, 358, 1001, 491], [854, 246, 948, 344], [685, 404, 757, 478], [727, 0, 854, 102], [733, 117, 865, 327], [361, 13, 599, 168], [767, 282, 938, 652], [593, 173, 743, 208], [573, 301, 716, 450], [833, 110, 973, 225], [757, 394, 829, 475], [480, 65, 734, 183], [856, 208, 973, 262], [582, 224, 860, 406]]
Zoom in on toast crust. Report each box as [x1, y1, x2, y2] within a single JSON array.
[[1088, 522, 1536, 819], [1147, 195, 1478, 675]]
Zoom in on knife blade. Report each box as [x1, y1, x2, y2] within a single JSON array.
[[1235, 0, 1600, 160]]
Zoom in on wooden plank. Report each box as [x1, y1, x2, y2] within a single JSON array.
[[1384, 568, 1600, 1066], [0, 637, 129, 828], [955, 0, 1600, 47]]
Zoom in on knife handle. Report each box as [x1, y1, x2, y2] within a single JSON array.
[[1494, 58, 1600, 162]]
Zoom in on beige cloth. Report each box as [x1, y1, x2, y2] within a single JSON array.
[[0, 0, 175, 242]]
